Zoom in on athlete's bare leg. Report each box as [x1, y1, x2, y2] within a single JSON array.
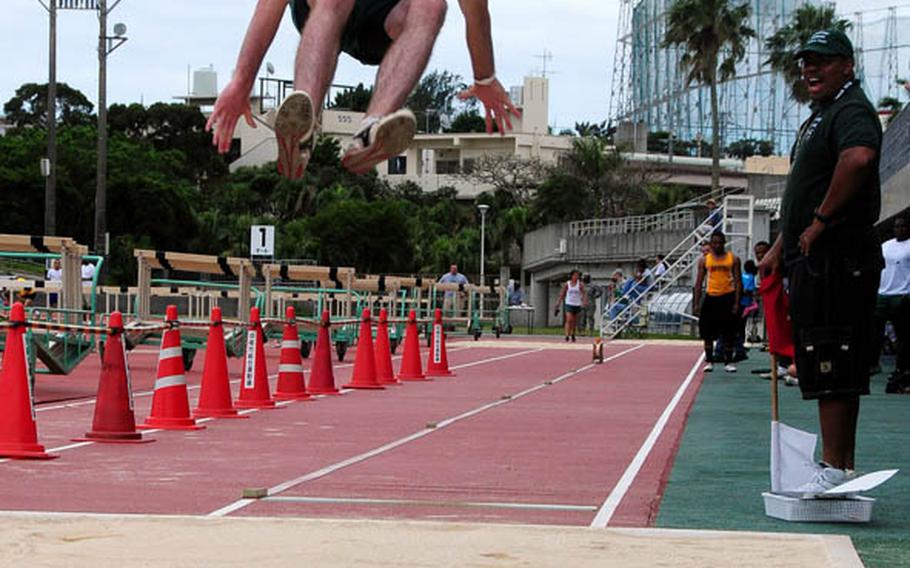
[[294, 0, 355, 109], [368, 0, 448, 117]]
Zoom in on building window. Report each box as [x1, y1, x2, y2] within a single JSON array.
[[436, 160, 459, 174], [461, 158, 475, 174], [387, 156, 407, 175]]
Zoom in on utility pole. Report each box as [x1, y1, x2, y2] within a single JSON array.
[[95, 0, 108, 254], [37, 0, 58, 235], [94, 0, 127, 254]]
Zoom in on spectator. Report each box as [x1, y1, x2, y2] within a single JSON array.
[[759, 29, 884, 494], [693, 231, 742, 373], [16, 278, 37, 308], [46, 258, 63, 308], [555, 269, 587, 342], [753, 240, 771, 266], [653, 254, 669, 278], [697, 199, 724, 240], [733, 259, 759, 361], [872, 216, 910, 394], [438, 264, 469, 317], [508, 282, 525, 306], [582, 275, 604, 335]]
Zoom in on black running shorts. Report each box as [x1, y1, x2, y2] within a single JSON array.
[[289, 0, 401, 65], [698, 292, 736, 341], [788, 253, 881, 400]]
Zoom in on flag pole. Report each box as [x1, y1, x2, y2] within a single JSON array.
[[770, 353, 779, 422]]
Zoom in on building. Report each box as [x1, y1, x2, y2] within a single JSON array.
[[373, 76, 572, 198]]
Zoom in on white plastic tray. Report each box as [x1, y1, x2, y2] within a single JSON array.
[[762, 492, 874, 523]]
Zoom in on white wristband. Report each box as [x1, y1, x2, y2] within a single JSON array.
[[475, 74, 496, 86]]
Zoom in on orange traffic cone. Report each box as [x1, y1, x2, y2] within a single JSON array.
[[397, 310, 427, 381], [139, 305, 205, 430], [426, 308, 454, 377], [274, 306, 312, 401], [75, 312, 155, 443], [374, 308, 399, 385], [307, 310, 340, 395], [236, 307, 277, 409], [0, 303, 57, 459], [194, 307, 248, 419], [343, 309, 384, 390]]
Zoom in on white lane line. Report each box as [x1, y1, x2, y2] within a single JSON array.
[[207, 343, 645, 518], [589, 351, 705, 528], [264, 495, 597, 511]]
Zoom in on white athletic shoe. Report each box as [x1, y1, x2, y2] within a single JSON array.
[[792, 463, 847, 499], [703, 362, 714, 372], [274, 90, 315, 179], [342, 109, 417, 175], [724, 363, 737, 373], [784, 375, 799, 387]]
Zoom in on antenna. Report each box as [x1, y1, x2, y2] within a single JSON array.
[[534, 49, 557, 78]]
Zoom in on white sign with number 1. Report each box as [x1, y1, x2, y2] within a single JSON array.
[[250, 225, 275, 256]]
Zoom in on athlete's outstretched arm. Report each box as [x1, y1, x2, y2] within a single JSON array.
[[455, 0, 520, 135], [206, 0, 287, 153]]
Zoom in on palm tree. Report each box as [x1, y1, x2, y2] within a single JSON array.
[[663, 0, 755, 191], [764, 4, 851, 104]]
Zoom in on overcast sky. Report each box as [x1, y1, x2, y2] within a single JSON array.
[[2, 0, 905, 131]]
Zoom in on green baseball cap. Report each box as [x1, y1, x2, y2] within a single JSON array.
[[796, 29, 854, 59]]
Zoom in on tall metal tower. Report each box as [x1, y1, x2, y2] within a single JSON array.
[[611, 0, 812, 154]]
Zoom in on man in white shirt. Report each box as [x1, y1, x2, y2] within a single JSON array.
[[873, 216, 910, 393], [81, 260, 96, 312], [438, 264, 469, 317], [46, 259, 63, 308]]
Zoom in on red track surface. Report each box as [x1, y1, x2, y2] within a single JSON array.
[[0, 338, 702, 527]]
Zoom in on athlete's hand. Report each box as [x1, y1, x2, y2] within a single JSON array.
[[457, 79, 521, 135], [206, 78, 256, 154]]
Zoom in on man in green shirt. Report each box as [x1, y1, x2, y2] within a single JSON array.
[[206, 0, 519, 180], [759, 29, 883, 497]]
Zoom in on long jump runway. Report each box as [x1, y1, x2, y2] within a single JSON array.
[[0, 338, 862, 567]]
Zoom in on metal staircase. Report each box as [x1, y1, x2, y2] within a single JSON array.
[[601, 195, 754, 340]]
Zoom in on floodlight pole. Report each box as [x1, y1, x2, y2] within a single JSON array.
[[477, 204, 490, 319]]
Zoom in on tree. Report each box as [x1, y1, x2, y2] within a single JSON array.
[[530, 172, 595, 224], [328, 83, 373, 112], [764, 5, 851, 104], [3, 82, 94, 128], [406, 70, 468, 133], [458, 154, 550, 206], [663, 0, 755, 191], [446, 111, 486, 133], [574, 120, 608, 139], [725, 138, 774, 159]]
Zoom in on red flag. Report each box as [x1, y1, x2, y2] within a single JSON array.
[[758, 272, 795, 358]]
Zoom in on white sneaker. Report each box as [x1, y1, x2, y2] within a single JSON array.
[[703, 362, 714, 372], [792, 463, 847, 498], [724, 363, 737, 373], [784, 375, 799, 387], [274, 90, 315, 179], [342, 109, 417, 174]]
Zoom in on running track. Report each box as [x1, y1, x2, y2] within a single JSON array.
[[0, 338, 704, 528]]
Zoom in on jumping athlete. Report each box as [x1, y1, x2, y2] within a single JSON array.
[[555, 269, 587, 343], [207, 0, 520, 179], [693, 231, 742, 372]]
